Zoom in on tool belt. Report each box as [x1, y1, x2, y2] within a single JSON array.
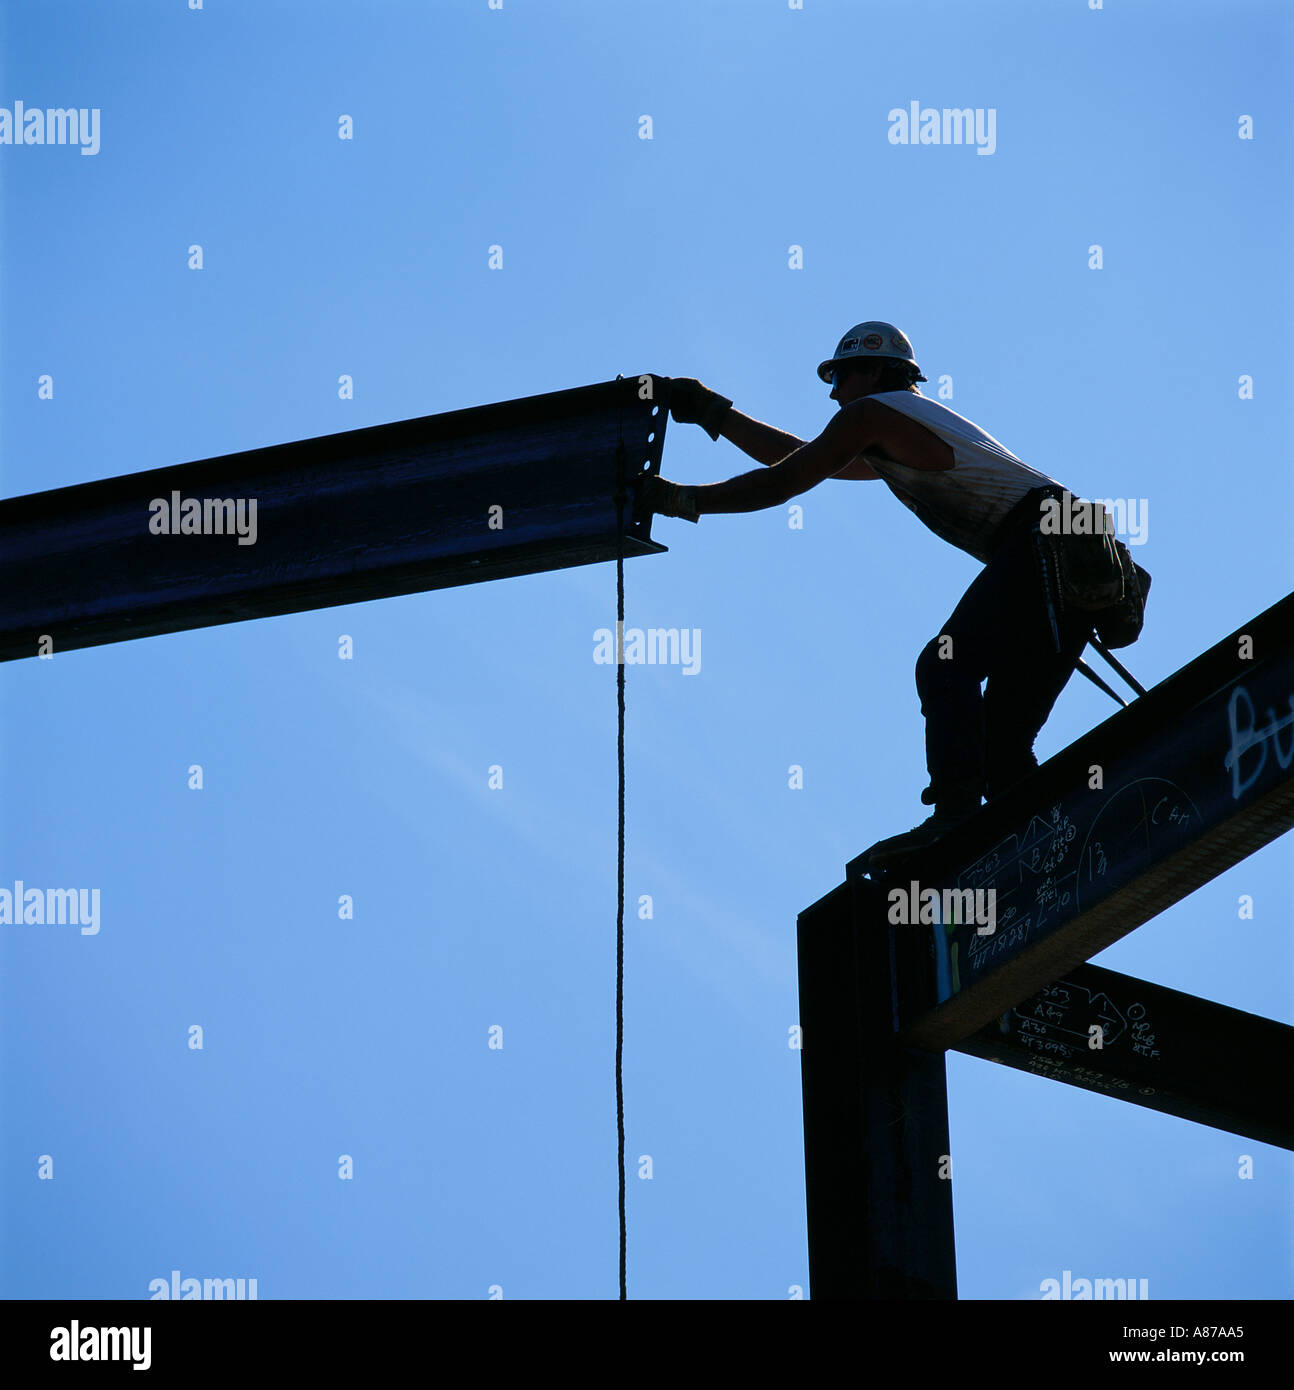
[[992, 486, 1152, 650]]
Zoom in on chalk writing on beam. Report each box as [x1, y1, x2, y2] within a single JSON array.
[[1225, 683, 1294, 801], [1074, 778, 1202, 913]]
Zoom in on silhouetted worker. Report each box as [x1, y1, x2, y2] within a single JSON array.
[[642, 321, 1099, 869]]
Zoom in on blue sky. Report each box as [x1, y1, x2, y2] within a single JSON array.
[[2, 0, 1290, 1300]]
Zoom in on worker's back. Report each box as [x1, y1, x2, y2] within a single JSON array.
[[861, 392, 1063, 562]]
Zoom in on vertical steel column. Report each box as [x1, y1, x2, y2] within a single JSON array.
[[797, 876, 957, 1299]]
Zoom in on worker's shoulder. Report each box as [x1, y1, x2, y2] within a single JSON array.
[[871, 391, 1012, 449], [862, 393, 958, 470], [869, 389, 951, 420]]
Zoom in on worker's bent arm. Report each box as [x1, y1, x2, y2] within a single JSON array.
[[694, 402, 872, 514], [718, 409, 806, 467]]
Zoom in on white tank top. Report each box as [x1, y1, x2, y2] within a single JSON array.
[[860, 391, 1063, 562]]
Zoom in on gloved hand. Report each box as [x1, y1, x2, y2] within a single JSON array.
[[668, 378, 732, 441], [636, 474, 700, 523]]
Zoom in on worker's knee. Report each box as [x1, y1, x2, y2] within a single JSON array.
[[916, 634, 965, 696]]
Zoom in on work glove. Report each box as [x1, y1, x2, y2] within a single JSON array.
[[636, 474, 700, 523], [668, 378, 732, 441]]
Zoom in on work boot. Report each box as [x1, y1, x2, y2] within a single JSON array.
[[864, 781, 982, 872]]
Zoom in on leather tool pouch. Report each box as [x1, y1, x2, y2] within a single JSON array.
[[1049, 529, 1151, 649], [1092, 541, 1151, 649]]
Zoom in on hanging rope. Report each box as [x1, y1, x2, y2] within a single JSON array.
[[613, 379, 628, 1301]]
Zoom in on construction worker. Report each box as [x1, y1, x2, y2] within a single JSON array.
[[641, 321, 1095, 869]]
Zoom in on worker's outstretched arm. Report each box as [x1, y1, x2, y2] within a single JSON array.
[[643, 404, 870, 520], [669, 377, 803, 464], [717, 408, 805, 467], [643, 396, 943, 520], [692, 404, 868, 514], [668, 376, 878, 478], [721, 411, 882, 479]]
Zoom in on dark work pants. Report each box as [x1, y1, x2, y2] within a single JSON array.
[[915, 525, 1091, 804]]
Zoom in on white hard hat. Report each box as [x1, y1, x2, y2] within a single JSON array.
[[817, 321, 927, 383]]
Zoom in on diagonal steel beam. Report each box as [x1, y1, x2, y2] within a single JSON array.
[[847, 592, 1294, 1051], [0, 376, 671, 661]]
